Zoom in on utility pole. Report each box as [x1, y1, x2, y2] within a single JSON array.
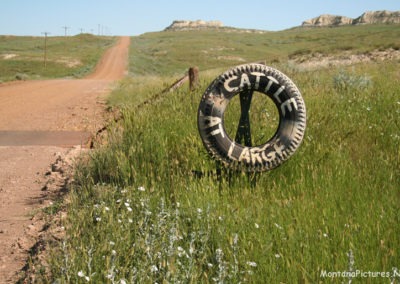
[[41, 32, 50, 68], [97, 24, 107, 36], [80, 28, 84, 34], [62, 26, 70, 36]]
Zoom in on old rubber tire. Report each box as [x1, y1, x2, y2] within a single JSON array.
[[197, 63, 306, 172]]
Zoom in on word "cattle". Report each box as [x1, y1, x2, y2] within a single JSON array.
[[222, 72, 298, 117]]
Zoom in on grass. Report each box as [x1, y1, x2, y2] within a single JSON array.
[[129, 24, 400, 76], [0, 34, 115, 82], [37, 25, 400, 283]]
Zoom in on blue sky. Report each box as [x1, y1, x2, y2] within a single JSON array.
[[0, 0, 398, 36]]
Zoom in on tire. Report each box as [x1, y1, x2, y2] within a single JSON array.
[[197, 63, 306, 172]]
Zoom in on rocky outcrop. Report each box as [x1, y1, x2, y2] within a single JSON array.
[[354, 10, 400, 25], [164, 20, 223, 31], [302, 14, 353, 27], [302, 10, 400, 27]]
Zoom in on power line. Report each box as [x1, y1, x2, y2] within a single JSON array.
[[41, 32, 50, 67], [62, 26, 70, 36], [97, 24, 108, 36]]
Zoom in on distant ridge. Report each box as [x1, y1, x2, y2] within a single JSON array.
[[302, 10, 400, 27], [164, 20, 223, 31], [163, 11, 400, 32]]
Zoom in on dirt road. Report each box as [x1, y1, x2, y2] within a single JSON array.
[[0, 36, 130, 283]]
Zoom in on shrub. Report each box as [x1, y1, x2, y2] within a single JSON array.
[[333, 69, 372, 92]]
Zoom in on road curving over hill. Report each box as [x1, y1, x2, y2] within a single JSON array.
[[0, 36, 130, 132], [0, 36, 130, 283]]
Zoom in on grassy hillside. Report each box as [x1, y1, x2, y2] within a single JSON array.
[[0, 34, 115, 82], [39, 26, 399, 283], [129, 24, 400, 76]]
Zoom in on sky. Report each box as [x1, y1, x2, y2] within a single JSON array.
[[0, 0, 399, 36]]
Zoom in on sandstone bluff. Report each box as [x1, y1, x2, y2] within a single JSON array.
[[164, 11, 399, 32], [165, 20, 223, 31], [302, 10, 400, 27]]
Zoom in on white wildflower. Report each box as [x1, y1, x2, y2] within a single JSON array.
[[95, 217, 101, 222], [127, 207, 133, 212], [124, 202, 130, 207], [105, 206, 110, 211], [246, 261, 257, 267], [274, 223, 283, 230], [128, 218, 133, 223], [255, 223, 260, 229], [233, 233, 239, 246], [109, 241, 115, 246], [77, 271, 90, 281], [120, 279, 127, 284], [323, 233, 328, 238], [275, 253, 281, 258], [112, 250, 117, 256], [138, 186, 145, 192], [150, 265, 158, 272], [197, 208, 203, 214], [216, 248, 223, 255], [177, 246, 185, 257]]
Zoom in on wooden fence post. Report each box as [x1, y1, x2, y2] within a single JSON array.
[[189, 66, 199, 91]]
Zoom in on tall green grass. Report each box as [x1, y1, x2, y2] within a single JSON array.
[[45, 57, 400, 282], [0, 34, 115, 82]]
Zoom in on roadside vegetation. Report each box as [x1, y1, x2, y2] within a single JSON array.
[[36, 25, 400, 282], [0, 34, 115, 82]]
